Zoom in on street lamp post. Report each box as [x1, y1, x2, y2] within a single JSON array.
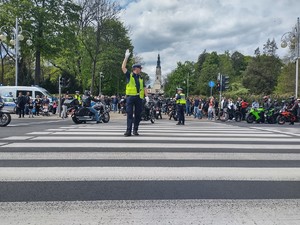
[[99, 72, 104, 96], [187, 72, 189, 97], [281, 17, 300, 98], [186, 69, 195, 97], [0, 18, 33, 86]]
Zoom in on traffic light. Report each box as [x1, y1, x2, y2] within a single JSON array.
[[59, 77, 71, 87], [59, 77, 65, 86], [217, 80, 221, 91], [221, 75, 230, 91], [65, 78, 70, 87]]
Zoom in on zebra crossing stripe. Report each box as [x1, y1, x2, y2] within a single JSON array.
[[18, 131, 290, 137], [0, 167, 299, 181], [1, 152, 300, 160], [2, 142, 300, 149], [2, 136, 298, 143]]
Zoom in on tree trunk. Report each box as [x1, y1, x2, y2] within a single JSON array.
[[35, 50, 41, 85], [0, 44, 4, 84]]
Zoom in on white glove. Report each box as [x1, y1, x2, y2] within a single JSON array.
[[125, 49, 131, 59], [145, 96, 149, 103]]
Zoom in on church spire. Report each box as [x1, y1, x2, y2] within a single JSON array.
[[156, 54, 161, 68]]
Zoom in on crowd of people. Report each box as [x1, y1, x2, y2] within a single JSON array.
[[12, 92, 54, 118], [4, 89, 300, 125], [184, 95, 300, 124], [107, 93, 300, 125]]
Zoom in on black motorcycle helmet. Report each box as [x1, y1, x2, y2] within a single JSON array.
[[84, 90, 90, 96]]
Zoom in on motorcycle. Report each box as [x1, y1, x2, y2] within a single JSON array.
[[93, 102, 110, 123], [153, 100, 162, 119], [246, 107, 265, 123], [67, 100, 110, 124], [265, 108, 280, 124], [140, 100, 155, 123], [220, 108, 242, 122], [0, 102, 11, 126], [118, 98, 126, 114], [277, 108, 297, 125], [167, 101, 178, 121]]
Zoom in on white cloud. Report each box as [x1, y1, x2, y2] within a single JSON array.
[[119, 0, 300, 84]]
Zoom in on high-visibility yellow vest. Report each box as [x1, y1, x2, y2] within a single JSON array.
[[176, 93, 186, 104], [126, 73, 144, 98], [74, 94, 82, 104]]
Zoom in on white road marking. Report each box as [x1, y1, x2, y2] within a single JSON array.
[[20, 136, 300, 142], [251, 127, 300, 137], [26, 131, 289, 137], [1, 136, 34, 140], [0, 167, 300, 181], [2, 142, 300, 149], [0, 152, 300, 160]]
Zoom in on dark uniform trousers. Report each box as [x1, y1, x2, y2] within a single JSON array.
[[177, 104, 185, 124], [126, 95, 143, 132]]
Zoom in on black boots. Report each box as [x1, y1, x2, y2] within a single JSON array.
[[124, 131, 131, 136], [124, 130, 139, 136]]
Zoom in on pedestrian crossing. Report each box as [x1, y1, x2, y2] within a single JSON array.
[[0, 121, 300, 202]]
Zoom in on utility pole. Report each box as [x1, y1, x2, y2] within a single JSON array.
[[58, 75, 62, 117], [218, 73, 222, 120]]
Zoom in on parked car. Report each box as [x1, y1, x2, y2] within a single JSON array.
[[1, 96, 16, 113]]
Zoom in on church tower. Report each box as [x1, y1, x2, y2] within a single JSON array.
[[152, 54, 164, 94]]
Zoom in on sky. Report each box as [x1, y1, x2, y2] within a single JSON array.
[[118, 0, 300, 84]]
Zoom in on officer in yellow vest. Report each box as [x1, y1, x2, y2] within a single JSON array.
[[122, 49, 146, 136], [74, 91, 82, 105], [175, 87, 186, 125]]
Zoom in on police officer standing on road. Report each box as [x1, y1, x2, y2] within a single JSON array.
[[122, 49, 146, 136], [175, 87, 186, 125]]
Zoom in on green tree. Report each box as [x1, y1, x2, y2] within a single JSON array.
[[231, 51, 248, 78], [77, 0, 119, 94], [275, 62, 297, 96], [263, 38, 278, 56], [98, 19, 133, 95], [242, 54, 282, 95], [197, 52, 219, 96], [0, 0, 81, 85], [163, 61, 195, 97]]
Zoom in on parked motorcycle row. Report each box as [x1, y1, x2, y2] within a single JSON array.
[[219, 106, 299, 125], [246, 106, 298, 125]]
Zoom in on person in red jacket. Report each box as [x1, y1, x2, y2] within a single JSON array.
[[241, 99, 249, 120]]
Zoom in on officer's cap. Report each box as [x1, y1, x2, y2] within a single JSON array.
[[176, 87, 183, 91], [132, 64, 142, 69]]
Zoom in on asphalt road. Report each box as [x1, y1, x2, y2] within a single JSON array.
[[0, 113, 300, 224]]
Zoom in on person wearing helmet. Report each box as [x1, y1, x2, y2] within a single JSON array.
[[122, 49, 147, 136], [82, 90, 101, 123], [288, 97, 299, 125], [175, 87, 186, 125], [260, 96, 270, 123]]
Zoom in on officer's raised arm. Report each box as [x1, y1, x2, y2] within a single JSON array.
[[122, 49, 131, 74]]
